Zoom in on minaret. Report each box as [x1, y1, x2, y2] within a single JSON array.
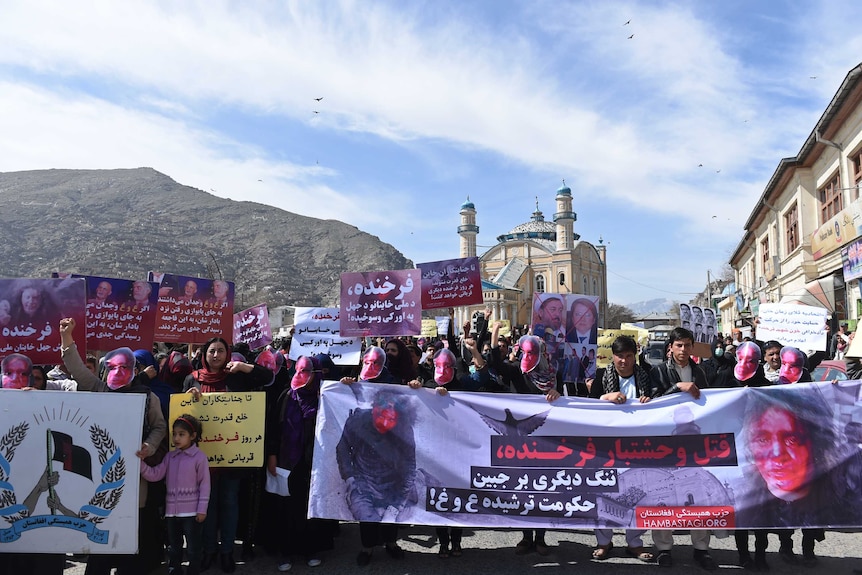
[[553, 180, 576, 251], [458, 196, 479, 258]]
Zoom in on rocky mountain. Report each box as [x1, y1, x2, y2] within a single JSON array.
[[0, 168, 412, 308]]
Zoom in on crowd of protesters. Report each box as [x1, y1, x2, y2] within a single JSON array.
[[2, 306, 861, 575]]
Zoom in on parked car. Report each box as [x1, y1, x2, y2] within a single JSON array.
[[644, 341, 667, 367], [811, 359, 847, 381]]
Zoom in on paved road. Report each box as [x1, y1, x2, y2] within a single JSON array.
[[63, 524, 862, 574]]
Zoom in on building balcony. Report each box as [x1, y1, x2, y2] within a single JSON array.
[[553, 211, 577, 222], [458, 224, 479, 234]]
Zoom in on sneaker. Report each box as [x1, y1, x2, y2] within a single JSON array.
[[694, 550, 717, 571], [657, 550, 673, 567], [277, 561, 292, 572], [307, 558, 322, 567]]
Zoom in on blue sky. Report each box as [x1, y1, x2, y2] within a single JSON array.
[[2, 1, 861, 306]]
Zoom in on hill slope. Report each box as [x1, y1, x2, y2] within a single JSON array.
[[0, 168, 412, 307]]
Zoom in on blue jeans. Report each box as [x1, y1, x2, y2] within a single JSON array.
[[203, 475, 240, 555], [167, 516, 203, 573]]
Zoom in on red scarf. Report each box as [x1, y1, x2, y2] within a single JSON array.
[[191, 368, 228, 392]]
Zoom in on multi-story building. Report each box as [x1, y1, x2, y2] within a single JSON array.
[[728, 62, 862, 330]]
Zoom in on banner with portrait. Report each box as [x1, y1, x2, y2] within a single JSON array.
[[309, 380, 862, 530], [339, 270, 421, 337], [77, 275, 159, 351], [418, 257, 483, 310], [0, 390, 144, 553], [153, 274, 234, 344], [233, 304, 273, 350], [531, 293, 598, 384], [290, 307, 361, 365], [0, 278, 86, 364], [678, 303, 718, 345]]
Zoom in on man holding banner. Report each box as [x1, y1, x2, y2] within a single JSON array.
[[591, 336, 654, 562], [648, 327, 715, 570]]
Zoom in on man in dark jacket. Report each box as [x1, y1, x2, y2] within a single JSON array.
[[648, 327, 715, 570]]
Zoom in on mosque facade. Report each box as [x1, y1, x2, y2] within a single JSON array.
[[457, 182, 608, 331]]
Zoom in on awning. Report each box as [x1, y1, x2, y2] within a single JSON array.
[[778, 277, 835, 312]]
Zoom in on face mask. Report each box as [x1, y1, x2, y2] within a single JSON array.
[[105, 348, 135, 390], [291, 357, 314, 390], [360, 347, 386, 381]]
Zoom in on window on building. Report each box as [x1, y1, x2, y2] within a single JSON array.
[[761, 236, 769, 274], [558, 272, 566, 287], [819, 172, 842, 224], [785, 202, 799, 253], [583, 276, 588, 294], [592, 279, 597, 296], [852, 147, 862, 201], [536, 274, 545, 293]]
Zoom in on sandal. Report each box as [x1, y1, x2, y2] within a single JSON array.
[[626, 546, 655, 563], [592, 543, 614, 560], [438, 543, 450, 559]]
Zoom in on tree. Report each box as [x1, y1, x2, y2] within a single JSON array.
[[605, 303, 637, 329]]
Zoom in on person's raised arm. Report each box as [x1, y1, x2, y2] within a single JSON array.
[[58, 318, 103, 391]]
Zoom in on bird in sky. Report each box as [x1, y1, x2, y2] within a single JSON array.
[[810, 76, 817, 79], [624, 19, 631, 25], [628, 34, 634, 39], [314, 97, 323, 101], [313, 110, 319, 114], [698, 164, 703, 167], [716, 169, 721, 173]]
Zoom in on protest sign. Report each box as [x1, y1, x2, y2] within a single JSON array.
[[596, 329, 640, 369], [0, 391, 144, 553], [233, 304, 272, 350], [532, 294, 598, 381], [153, 275, 234, 344], [339, 270, 421, 337], [310, 380, 862, 530], [418, 257, 483, 310], [79, 275, 158, 351], [170, 392, 266, 467], [0, 278, 86, 364], [435, 316, 451, 337], [421, 319, 438, 338], [756, 303, 828, 351], [290, 307, 361, 365]]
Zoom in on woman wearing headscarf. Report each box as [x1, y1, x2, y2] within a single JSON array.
[[59, 318, 166, 575], [404, 339, 488, 558], [383, 338, 417, 384], [183, 337, 273, 573], [489, 321, 560, 556], [265, 355, 336, 571]]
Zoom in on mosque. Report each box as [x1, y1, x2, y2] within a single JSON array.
[[457, 182, 608, 331]]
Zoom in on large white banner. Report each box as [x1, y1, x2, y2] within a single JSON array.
[[310, 380, 862, 530], [0, 390, 144, 553], [290, 307, 361, 365]]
